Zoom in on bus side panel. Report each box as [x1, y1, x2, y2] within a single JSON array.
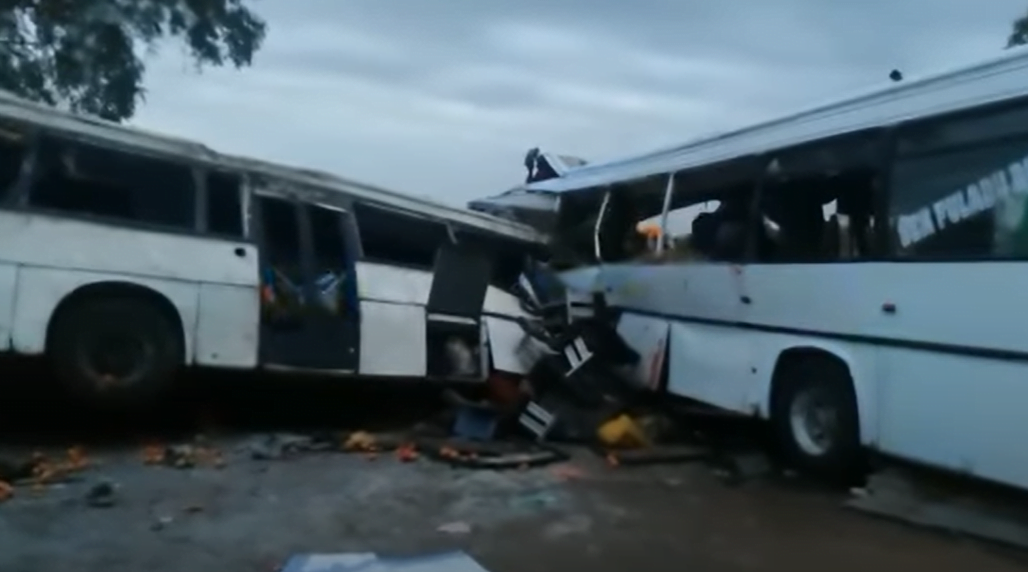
[[194, 282, 260, 368], [0, 211, 254, 286], [877, 348, 1028, 491], [358, 300, 426, 377], [483, 285, 526, 318], [483, 316, 532, 375], [667, 320, 753, 413], [615, 313, 669, 391], [353, 261, 431, 376], [483, 286, 534, 376], [11, 266, 198, 362], [354, 262, 432, 305]]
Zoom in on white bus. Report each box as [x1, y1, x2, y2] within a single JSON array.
[[0, 91, 546, 405], [473, 48, 1028, 489]]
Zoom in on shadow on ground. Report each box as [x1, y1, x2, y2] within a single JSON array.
[[0, 356, 449, 446]]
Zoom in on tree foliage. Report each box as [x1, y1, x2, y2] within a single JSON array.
[[0, 0, 266, 122], [1007, 9, 1028, 48]]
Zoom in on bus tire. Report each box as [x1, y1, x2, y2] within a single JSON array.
[[771, 354, 861, 479], [48, 295, 183, 406]]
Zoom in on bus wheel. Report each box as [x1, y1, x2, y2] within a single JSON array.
[[771, 355, 861, 478], [49, 296, 183, 406]]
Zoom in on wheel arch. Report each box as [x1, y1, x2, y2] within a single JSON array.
[[45, 281, 187, 364], [761, 342, 875, 446]]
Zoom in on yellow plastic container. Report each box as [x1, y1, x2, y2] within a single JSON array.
[[597, 414, 652, 449]]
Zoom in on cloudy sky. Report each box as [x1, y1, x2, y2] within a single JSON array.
[[131, 0, 1027, 207]]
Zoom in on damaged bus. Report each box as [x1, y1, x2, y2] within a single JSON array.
[[473, 48, 1028, 491], [0, 91, 545, 405]]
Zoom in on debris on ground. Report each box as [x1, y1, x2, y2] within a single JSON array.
[[508, 490, 560, 511], [0, 447, 93, 495], [247, 433, 322, 460], [436, 520, 472, 534], [150, 515, 174, 531], [597, 414, 652, 449], [343, 430, 378, 452], [142, 441, 226, 469], [550, 463, 585, 481], [416, 437, 568, 469], [183, 503, 204, 514], [846, 468, 1028, 550], [711, 450, 774, 486], [281, 551, 490, 572], [85, 479, 117, 508]]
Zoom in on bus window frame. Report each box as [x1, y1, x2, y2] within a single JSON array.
[[885, 97, 1028, 262], [749, 129, 891, 264], [592, 187, 612, 262], [656, 173, 675, 254], [7, 127, 257, 245]]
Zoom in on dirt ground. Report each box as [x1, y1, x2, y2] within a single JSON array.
[[0, 365, 1024, 572], [0, 439, 1025, 572]]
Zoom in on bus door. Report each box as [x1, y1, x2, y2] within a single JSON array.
[[424, 243, 492, 381], [256, 195, 360, 372]]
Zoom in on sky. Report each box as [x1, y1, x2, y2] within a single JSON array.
[[131, 0, 1028, 208]]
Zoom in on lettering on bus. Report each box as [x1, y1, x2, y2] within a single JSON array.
[[896, 155, 1028, 248]]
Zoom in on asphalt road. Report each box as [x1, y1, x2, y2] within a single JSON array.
[[0, 361, 1023, 572]]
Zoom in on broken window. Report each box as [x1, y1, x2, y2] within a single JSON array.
[[658, 160, 760, 264], [305, 203, 351, 316], [891, 102, 1028, 259], [257, 195, 305, 320], [307, 204, 347, 272], [206, 171, 244, 238], [258, 196, 301, 270], [28, 136, 195, 230], [353, 202, 448, 269], [550, 191, 607, 269], [757, 133, 881, 263], [0, 121, 29, 202], [595, 187, 646, 263], [657, 199, 721, 262]]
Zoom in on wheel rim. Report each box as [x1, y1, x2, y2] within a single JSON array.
[[79, 330, 153, 390], [788, 386, 839, 457]]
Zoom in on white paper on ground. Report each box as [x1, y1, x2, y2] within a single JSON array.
[[351, 551, 490, 572], [280, 552, 378, 572]]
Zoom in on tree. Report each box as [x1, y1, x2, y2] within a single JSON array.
[[1008, 9, 1028, 48], [0, 0, 266, 122]]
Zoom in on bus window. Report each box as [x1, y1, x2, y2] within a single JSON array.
[[307, 204, 347, 273], [657, 163, 757, 264], [590, 176, 667, 264], [0, 121, 28, 201], [305, 204, 353, 317], [259, 196, 300, 269], [28, 137, 195, 230], [205, 171, 244, 238], [758, 134, 881, 263], [892, 104, 1028, 259], [353, 202, 446, 269]]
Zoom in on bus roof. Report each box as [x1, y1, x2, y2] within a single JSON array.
[[520, 46, 1028, 195], [0, 90, 545, 244]]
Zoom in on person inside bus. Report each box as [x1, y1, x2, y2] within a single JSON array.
[[705, 198, 750, 260], [690, 211, 718, 259]]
